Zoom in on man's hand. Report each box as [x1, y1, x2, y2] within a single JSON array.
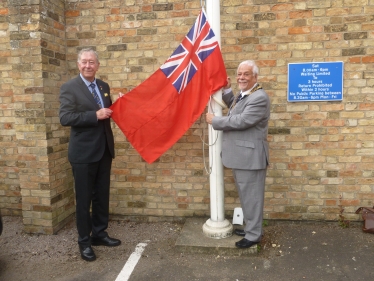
[[96, 108, 113, 120], [206, 112, 215, 124], [223, 77, 231, 89]]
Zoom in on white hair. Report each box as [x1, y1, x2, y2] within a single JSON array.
[[237, 60, 259, 76], [77, 48, 99, 63]]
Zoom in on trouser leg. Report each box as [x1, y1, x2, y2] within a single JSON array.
[[232, 168, 266, 242], [91, 146, 112, 238], [71, 161, 97, 246]]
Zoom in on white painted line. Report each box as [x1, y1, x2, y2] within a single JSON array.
[[115, 242, 148, 281]]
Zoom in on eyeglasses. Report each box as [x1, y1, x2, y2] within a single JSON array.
[[79, 60, 97, 66]]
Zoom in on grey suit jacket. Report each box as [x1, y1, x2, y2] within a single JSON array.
[[59, 75, 115, 163], [212, 88, 270, 170]]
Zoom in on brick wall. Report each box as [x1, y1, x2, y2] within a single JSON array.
[[0, 0, 74, 234], [38, 0, 75, 234], [66, 0, 374, 223], [0, 0, 20, 216], [64, 0, 214, 222], [1, 0, 374, 233]]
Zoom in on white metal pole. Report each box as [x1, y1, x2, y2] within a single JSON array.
[[207, 1, 223, 222], [202, 0, 233, 239]]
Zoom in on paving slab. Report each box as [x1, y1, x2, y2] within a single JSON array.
[[175, 217, 257, 256]]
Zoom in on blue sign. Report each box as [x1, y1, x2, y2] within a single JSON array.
[[288, 62, 343, 102]]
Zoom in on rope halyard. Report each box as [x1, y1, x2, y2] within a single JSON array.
[[201, 96, 219, 175]]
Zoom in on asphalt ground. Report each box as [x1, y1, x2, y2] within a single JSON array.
[[0, 216, 373, 281], [131, 220, 374, 281]]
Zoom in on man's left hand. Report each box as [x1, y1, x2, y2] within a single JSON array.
[[206, 113, 214, 124]]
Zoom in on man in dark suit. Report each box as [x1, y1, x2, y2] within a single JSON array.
[[59, 48, 121, 261], [206, 60, 270, 249]]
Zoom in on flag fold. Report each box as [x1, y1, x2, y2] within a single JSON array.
[[110, 9, 227, 163]]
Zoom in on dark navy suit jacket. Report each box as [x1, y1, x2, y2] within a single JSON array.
[[59, 75, 114, 163]]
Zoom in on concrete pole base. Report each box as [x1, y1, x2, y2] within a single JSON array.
[[202, 218, 233, 239]]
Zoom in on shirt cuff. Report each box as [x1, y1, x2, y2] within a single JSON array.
[[223, 88, 232, 95]]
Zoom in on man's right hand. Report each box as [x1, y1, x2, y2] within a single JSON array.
[[96, 108, 113, 120], [223, 77, 231, 89], [206, 112, 214, 125]]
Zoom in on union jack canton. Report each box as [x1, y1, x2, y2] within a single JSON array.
[[160, 10, 220, 93]]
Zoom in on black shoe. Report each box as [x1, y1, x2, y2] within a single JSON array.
[[79, 245, 96, 261], [91, 236, 121, 247], [235, 238, 259, 249], [234, 229, 245, 236]]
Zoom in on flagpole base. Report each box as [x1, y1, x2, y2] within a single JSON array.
[[202, 218, 233, 239]]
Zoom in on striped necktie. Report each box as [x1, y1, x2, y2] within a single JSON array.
[[89, 83, 102, 108]]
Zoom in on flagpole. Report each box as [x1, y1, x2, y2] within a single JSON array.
[[202, 0, 233, 239]]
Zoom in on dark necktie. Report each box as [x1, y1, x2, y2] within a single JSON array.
[[236, 93, 244, 103], [230, 85, 262, 113], [89, 83, 102, 108]]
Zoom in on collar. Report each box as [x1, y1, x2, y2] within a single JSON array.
[[241, 83, 258, 97], [80, 74, 96, 87]]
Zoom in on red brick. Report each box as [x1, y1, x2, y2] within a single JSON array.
[[288, 26, 311, 34], [106, 15, 125, 22], [256, 60, 276, 67], [359, 103, 374, 110], [106, 30, 126, 37], [111, 8, 120, 14], [256, 44, 277, 51], [340, 200, 360, 206], [65, 10, 80, 17], [349, 57, 361, 63], [0, 8, 8, 15], [171, 10, 189, 17], [54, 21, 64, 31], [362, 56, 374, 63], [271, 4, 294, 11], [289, 10, 313, 19], [326, 200, 337, 206], [142, 5, 152, 12]]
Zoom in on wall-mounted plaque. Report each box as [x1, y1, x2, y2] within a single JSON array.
[[288, 62, 343, 102]]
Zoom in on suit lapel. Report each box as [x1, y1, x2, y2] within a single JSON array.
[[96, 80, 111, 108]]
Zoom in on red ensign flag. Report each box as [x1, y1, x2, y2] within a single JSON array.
[[110, 10, 227, 163]]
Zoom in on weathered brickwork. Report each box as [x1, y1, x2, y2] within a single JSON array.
[[0, 0, 20, 217], [1, 0, 374, 233], [0, 0, 74, 234]]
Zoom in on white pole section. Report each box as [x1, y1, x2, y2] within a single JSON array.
[[202, 0, 233, 239]]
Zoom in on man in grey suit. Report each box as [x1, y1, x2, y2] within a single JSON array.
[[206, 60, 270, 248], [59, 48, 121, 261]]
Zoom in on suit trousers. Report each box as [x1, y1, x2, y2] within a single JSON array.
[[71, 145, 113, 246], [232, 168, 267, 242]]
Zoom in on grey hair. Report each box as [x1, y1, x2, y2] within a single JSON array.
[[77, 48, 99, 63], [237, 60, 259, 76]]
